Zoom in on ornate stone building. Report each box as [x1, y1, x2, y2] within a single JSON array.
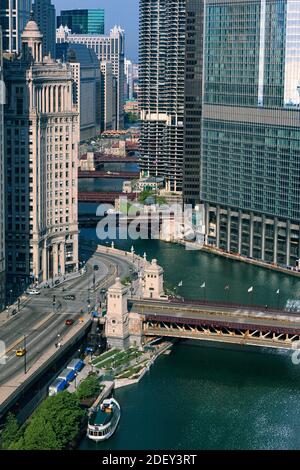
[[4, 18, 79, 291]]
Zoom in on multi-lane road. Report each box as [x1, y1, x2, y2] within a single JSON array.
[[0, 250, 135, 385]]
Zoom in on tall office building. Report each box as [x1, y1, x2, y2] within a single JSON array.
[[0, 0, 31, 52], [100, 61, 117, 131], [57, 9, 105, 35], [4, 18, 79, 292], [56, 42, 102, 140], [0, 30, 5, 310], [124, 58, 133, 101], [57, 25, 125, 130], [139, 0, 186, 192], [183, 0, 203, 206], [202, 0, 300, 267], [33, 0, 56, 58]]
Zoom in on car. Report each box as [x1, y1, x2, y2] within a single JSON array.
[[63, 294, 76, 301], [16, 348, 26, 357], [26, 289, 40, 295], [65, 319, 75, 326]]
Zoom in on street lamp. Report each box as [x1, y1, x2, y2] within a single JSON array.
[[23, 335, 27, 375], [74, 372, 78, 389]]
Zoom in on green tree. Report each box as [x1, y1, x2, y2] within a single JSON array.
[[1, 413, 20, 449], [17, 416, 61, 450], [76, 374, 100, 400]]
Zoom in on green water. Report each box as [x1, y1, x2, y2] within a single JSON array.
[[79, 220, 300, 450]]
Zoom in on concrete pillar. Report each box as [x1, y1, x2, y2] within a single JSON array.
[[53, 244, 59, 277], [274, 218, 278, 264], [205, 203, 209, 245], [261, 215, 266, 261], [42, 244, 48, 281], [59, 243, 65, 275], [55, 86, 59, 112], [286, 220, 291, 267], [105, 278, 130, 349], [216, 206, 220, 248], [227, 208, 231, 252], [238, 211, 242, 254], [50, 86, 53, 113], [249, 212, 254, 258]]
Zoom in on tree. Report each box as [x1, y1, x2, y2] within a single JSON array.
[[0, 413, 20, 449], [16, 416, 61, 450], [76, 374, 100, 400]]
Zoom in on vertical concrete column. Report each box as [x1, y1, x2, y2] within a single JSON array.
[[53, 244, 59, 277], [50, 86, 53, 113], [286, 221, 291, 267], [216, 206, 220, 248], [42, 244, 48, 281], [55, 86, 59, 112], [238, 211, 242, 254], [261, 215, 266, 262], [41, 86, 45, 113], [249, 212, 254, 258], [274, 217, 278, 264], [59, 243, 65, 275], [205, 203, 209, 245], [227, 208, 231, 252]]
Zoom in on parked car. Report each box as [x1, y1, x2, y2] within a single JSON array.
[[26, 289, 40, 295], [65, 319, 75, 326]]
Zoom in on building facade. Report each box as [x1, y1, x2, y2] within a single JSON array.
[[56, 42, 101, 140], [33, 0, 56, 58], [124, 58, 133, 101], [56, 25, 125, 130], [0, 0, 31, 52], [139, 0, 186, 192], [57, 9, 105, 35], [0, 30, 5, 310], [202, 0, 300, 268], [183, 0, 204, 206], [4, 19, 79, 292], [100, 61, 116, 131]]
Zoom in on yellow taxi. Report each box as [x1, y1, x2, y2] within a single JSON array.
[[16, 348, 26, 357]]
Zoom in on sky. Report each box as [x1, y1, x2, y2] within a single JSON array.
[[53, 0, 139, 61]]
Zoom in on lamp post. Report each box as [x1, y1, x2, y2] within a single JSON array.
[[23, 335, 27, 375], [74, 372, 78, 389]]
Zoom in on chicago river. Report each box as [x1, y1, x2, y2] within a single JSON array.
[[78, 172, 300, 450]]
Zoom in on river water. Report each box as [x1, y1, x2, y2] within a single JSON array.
[[78, 173, 300, 450]]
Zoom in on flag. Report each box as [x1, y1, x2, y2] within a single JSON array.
[[276, 289, 280, 295], [248, 286, 253, 293], [200, 282, 206, 288], [178, 281, 183, 287]]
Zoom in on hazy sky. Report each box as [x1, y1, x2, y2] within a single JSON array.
[[53, 0, 139, 61]]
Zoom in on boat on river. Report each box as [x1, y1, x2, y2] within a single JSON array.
[[87, 398, 121, 441]]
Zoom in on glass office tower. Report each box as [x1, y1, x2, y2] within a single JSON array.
[[202, 0, 300, 267], [57, 9, 105, 35]]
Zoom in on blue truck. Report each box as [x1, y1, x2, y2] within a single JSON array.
[[58, 367, 76, 383], [48, 378, 68, 396], [67, 358, 84, 373]]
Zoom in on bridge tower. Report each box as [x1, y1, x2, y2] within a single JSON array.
[[105, 277, 130, 349], [143, 259, 164, 299]]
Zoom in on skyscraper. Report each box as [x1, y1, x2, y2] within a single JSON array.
[[139, 0, 186, 192], [100, 61, 117, 131], [183, 0, 204, 206], [4, 18, 79, 291], [0, 0, 31, 52], [58, 25, 125, 130], [56, 42, 102, 140], [202, 0, 300, 267], [33, 0, 56, 58], [57, 9, 105, 35], [124, 58, 133, 101], [0, 29, 5, 310]]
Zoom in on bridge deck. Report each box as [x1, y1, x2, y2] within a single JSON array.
[[129, 299, 300, 333]]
